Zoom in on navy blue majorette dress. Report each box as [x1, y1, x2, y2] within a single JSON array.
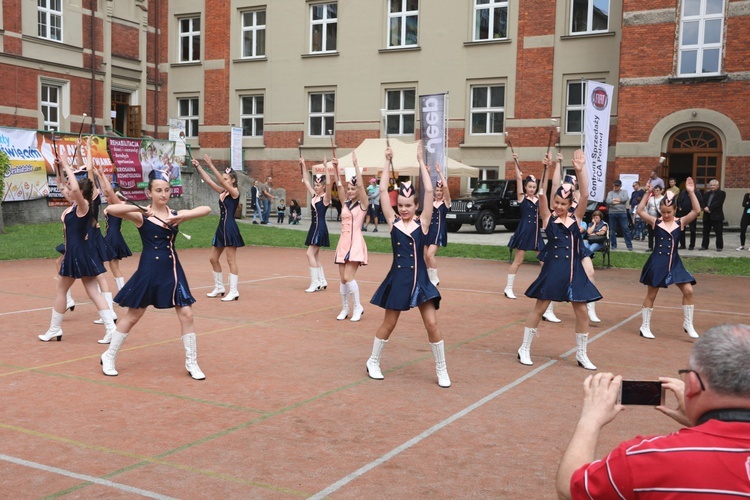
[[525, 214, 602, 303], [640, 218, 696, 288], [426, 201, 450, 247], [305, 195, 330, 247], [114, 213, 196, 309], [59, 204, 106, 278], [508, 196, 543, 251], [212, 192, 245, 248], [104, 212, 132, 260], [370, 218, 441, 311], [88, 196, 111, 262]]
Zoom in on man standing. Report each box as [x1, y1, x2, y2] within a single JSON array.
[[677, 185, 703, 250], [250, 180, 263, 224], [260, 175, 275, 225], [629, 181, 645, 240], [363, 178, 380, 232], [649, 169, 665, 191], [556, 323, 750, 499], [700, 179, 725, 251], [605, 179, 633, 250]]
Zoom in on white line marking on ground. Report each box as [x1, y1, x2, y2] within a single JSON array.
[[0, 454, 176, 499], [308, 360, 557, 500]]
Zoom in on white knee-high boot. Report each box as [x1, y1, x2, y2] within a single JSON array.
[[222, 274, 239, 301], [305, 267, 320, 293], [39, 309, 64, 342], [639, 307, 655, 338], [366, 338, 388, 380], [542, 302, 561, 323], [93, 292, 118, 324], [587, 302, 602, 323], [575, 333, 596, 370], [683, 305, 699, 339], [114, 276, 125, 291], [504, 274, 517, 299], [182, 333, 206, 380], [337, 282, 350, 320], [66, 289, 76, 312], [430, 340, 451, 388], [101, 331, 128, 376], [349, 280, 364, 322], [517, 327, 537, 366], [207, 271, 225, 298], [318, 267, 328, 290], [96, 309, 117, 344]]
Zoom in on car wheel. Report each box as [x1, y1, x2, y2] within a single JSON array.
[[446, 222, 462, 232], [475, 210, 496, 234], [504, 222, 519, 231]]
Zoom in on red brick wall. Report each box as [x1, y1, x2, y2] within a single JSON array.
[[111, 23, 140, 61]]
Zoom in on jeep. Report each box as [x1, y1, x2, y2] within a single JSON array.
[[446, 179, 521, 234]]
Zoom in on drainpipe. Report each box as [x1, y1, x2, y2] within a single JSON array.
[[90, 0, 96, 134], [154, 0, 160, 138]]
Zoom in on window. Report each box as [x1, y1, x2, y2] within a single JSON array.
[[179, 17, 200, 62], [566, 81, 587, 134], [473, 0, 508, 41], [468, 169, 499, 190], [309, 92, 335, 137], [384, 89, 415, 135], [311, 3, 337, 53], [178, 98, 199, 137], [41, 83, 62, 131], [241, 95, 264, 137], [38, 0, 62, 42], [470, 85, 505, 135], [241, 10, 266, 58], [678, 0, 724, 76], [388, 0, 418, 48], [570, 0, 609, 34]]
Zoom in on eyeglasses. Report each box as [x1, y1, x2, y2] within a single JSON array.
[[678, 369, 706, 391]]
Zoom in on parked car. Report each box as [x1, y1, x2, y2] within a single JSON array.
[[446, 179, 521, 234]]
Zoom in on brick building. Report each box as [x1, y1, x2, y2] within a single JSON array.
[[1, 0, 748, 224]]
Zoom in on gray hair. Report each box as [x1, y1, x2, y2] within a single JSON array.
[[689, 324, 750, 397]]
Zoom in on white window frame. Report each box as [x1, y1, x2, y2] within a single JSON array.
[[677, 0, 724, 77], [241, 10, 266, 59], [241, 95, 264, 137], [473, 0, 509, 41], [38, 0, 63, 42], [310, 3, 337, 54], [469, 84, 505, 136], [41, 82, 63, 131], [177, 97, 199, 138], [468, 168, 500, 190], [308, 92, 335, 137], [384, 89, 416, 136], [388, 0, 419, 48], [565, 80, 587, 135], [178, 16, 201, 63], [570, 0, 610, 35]]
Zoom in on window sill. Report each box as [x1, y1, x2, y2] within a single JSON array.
[[560, 31, 616, 40], [301, 51, 339, 59], [233, 56, 268, 63], [378, 46, 421, 54], [463, 38, 511, 47], [21, 34, 79, 51], [668, 74, 727, 84], [170, 61, 202, 68]]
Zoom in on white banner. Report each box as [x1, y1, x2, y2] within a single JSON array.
[[231, 126, 243, 171], [584, 81, 613, 203], [168, 118, 187, 157], [418, 93, 448, 206]]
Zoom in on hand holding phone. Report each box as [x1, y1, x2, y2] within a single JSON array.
[[618, 380, 665, 406]]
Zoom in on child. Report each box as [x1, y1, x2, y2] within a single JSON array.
[[518, 150, 601, 370], [367, 142, 450, 387], [277, 198, 286, 224], [636, 178, 701, 339]]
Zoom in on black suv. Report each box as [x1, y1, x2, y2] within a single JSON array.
[[446, 179, 521, 234]]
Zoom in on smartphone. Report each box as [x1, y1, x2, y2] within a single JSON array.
[[618, 380, 664, 406]]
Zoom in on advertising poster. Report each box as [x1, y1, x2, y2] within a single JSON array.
[[108, 138, 182, 201], [0, 127, 49, 202], [584, 81, 614, 203]]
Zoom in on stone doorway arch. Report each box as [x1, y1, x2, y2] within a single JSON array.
[[665, 127, 722, 191]]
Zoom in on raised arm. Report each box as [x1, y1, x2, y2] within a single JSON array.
[[204, 154, 239, 198], [514, 153, 524, 202], [380, 147, 395, 227], [637, 182, 656, 227], [324, 160, 332, 204], [436, 162, 450, 206], [551, 152, 563, 201], [572, 150, 588, 221], [679, 177, 700, 226], [84, 136, 100, 200], [300, 156, 316, 197], [62, 161, 88, 214], [192, 157, 223, 194], [93, 164, 120, 206], [351, 152, 368, 211], [329, 156, 346, 205], [418, 145, 434, 234]]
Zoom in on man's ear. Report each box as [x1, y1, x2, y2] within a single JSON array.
[[684, 372, 703, 398]]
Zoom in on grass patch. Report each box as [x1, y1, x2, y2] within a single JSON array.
[[1, 216, 747, 277]]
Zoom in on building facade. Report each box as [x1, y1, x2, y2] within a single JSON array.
[[1, 0, 748, 224]]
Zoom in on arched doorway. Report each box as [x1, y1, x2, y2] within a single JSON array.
[[665, 127, 722, 191]]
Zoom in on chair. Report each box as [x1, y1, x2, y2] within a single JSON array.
[[595, 225, 612, 269]]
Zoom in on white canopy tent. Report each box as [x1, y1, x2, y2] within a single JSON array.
[[311, 138, 480, 178]]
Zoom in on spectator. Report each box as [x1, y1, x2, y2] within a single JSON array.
[[260, 176, 275, 225], [629, 181, 645, 240], [556, 323, 750, 500], [649, 169, 665, 191], [605, 179, 633, 250], [330, 183, 342, 221], [363, 178, 381, 232], [583, 210, 608, 253], [276, 198, 286, 224], [738, 187, 750, 251], [288, 199, 302, 225], [677, 185, 703, 250], [667, 177, 680, 196], [388, 183, 398, 213], [699, 179, 726, 252], [250, 180, 263, 224]]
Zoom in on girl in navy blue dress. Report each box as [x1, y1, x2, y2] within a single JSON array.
[[504, 152, 546, 299], [299, 155, 331, 292], [518, 149, 601, 370], [367, 143, 450, 388], [636, 178, 701, 339], [193, 155, 245, 302], [101, 170, 211, 379], [424, 165, 451, 287], [39, 160, 117, 343]]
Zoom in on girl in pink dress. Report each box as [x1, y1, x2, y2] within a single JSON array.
[[332, 152, 369, 322]]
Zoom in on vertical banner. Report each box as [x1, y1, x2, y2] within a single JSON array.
[[418, 93, 448, 207], [168, 118, 187, 158], [0, 128, 49, 202], [584, 81, 613, 202], [231, 126, 243, 171]]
